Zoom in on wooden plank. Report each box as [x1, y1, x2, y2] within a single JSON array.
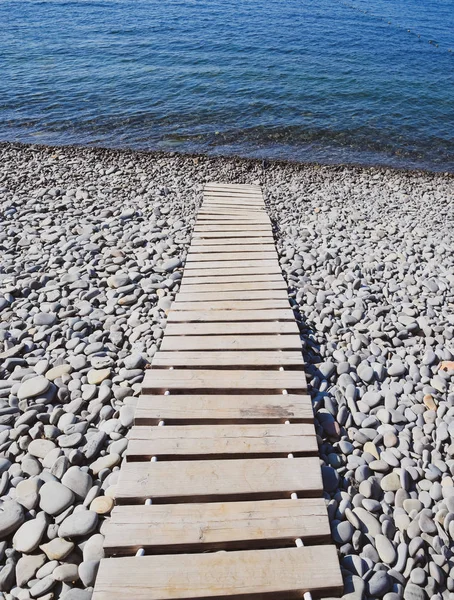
[[160, 334, 302, 352], [175, 290, 287, 302], [181, 273, 284, 284], [196, 221, 270, 227], [170, 300, 289, 310], [187, 244, 276, 254], [186, 252, 277, 262], [151, 351, 304, 368], [203, 198, 263, 203], [197, 208, 270, 223], [200, 198, 263, 203], [184, 260, 280, 271], [197, 216, 269, 223], [179, 281, 285, 292], [103, 498, 330, 554], [194, 219, 272, 234], [193, 231, 272, 238], [202, 204, 265, 211], [181, 266, 281, 277], [198, 203, 264, 210], [167, 309, 296, 322], [126, 423, 317, 460], [204, 189, 263, 195], [204, 186, 262, 192], [142, 368, 306, 391], [204, 190, 262, 195], [203, 199, 263, 205], [204, 183, 261, 188], [194, 225, 271, 233], [135, 393, 313, 424], [94, 546, 342, 600], [192, 237, 271, 246], [204, 188, 262, 193], [115, 456, 322, 503], [164, 321, 298, 335]]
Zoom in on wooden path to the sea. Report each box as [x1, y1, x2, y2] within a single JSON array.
[[92, 183, 343, 599]]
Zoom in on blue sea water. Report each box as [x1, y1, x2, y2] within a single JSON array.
[[0, 0, 453, 171]]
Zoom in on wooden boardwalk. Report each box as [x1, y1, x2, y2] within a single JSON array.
[[93, 183, 342, 599]]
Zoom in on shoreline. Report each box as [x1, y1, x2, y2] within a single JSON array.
[[2, 140, 454, 179]]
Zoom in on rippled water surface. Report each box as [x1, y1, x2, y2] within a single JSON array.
[[1, 0, 454, 170]]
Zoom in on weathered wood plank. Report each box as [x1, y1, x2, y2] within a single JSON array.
[[151, 351, 304, 368], [187, 244, 276, 254], [193, 231, 273, 238], [184, 259, 280, 271], [204, 183, 261, 189], [167, 309, 296, 322], [182, 272, 284, 283], [203, 191, 263, 197], [171, 300, 289, 311], [203, 198, 264, 204], [94, 546, 342, 600], [115, 456, 322, 503], [197, 216, 269, 223], [160, 334, 302, 352], [164, 321, 298, 335], [182, 266, 280, 276], [204, 187, 262, 193], [186, 252, 277, 262], [191, 237, 271, 245], [126, 423, 317, 460], [175, 290, 287, 302], [142, 368, 306, 391], [179, 281, 285, 292], [135, 393, 313, 424], [103, 498, 330, 554], [197, 210, 266, 219], [203, 196, 264, 204], [194, 225, 271, 232]]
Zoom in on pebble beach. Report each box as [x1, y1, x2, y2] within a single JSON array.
[[1, 142, 454, 600]]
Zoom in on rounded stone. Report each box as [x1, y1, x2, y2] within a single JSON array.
[[15, 477, 40, 510], [58, 510, 98, 537], [375, 534, 397, 564], [90, 453, 121, 475], [381, 472, 401, 492], [321, 465, 339, 492], [40, 537, 75, 560], [28, 438, 57, 459], [39, 481, 75, 516], [368, 571, 391, 597], [0, 500, 25, 537], [62, 466, 92, 499], [83, 533, 105, 561], [46, 364, 72, 381], [33, 312, 57, 326], [53, 563, 79, 582], [332, 520, 354, 544], [17, 375, 50, 400], [78, 559, 100, 587], [410, 568, 427, 586], [13, 513, 47, 553], [15, 553, 47, 587], [403, 582, 428, 600], [87, 368, 111, 385], [90, 495, 114, 515]]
